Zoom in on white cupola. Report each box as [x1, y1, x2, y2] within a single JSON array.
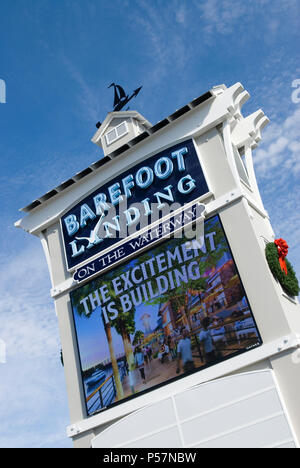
[[91, 111, 152, 158]]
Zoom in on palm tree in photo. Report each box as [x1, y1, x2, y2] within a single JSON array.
[[133, 330, 145, 346], [100, 312, 124, 401], [110, 298, 136, 372], [71, 281, 124, 401], [103, 268, 137, 373]]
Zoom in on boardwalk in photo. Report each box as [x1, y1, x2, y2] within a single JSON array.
[[121, 353, 204, 398], [120, 334, 258, 400]]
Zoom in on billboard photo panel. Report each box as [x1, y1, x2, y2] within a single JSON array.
[[70, 215, 262, 417]]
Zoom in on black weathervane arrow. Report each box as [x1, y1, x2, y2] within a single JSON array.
[[108, 83, 142, 112], [95, 83, 143, 128]]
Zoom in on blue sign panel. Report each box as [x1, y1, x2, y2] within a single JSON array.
[[61, 139, 209, 270]]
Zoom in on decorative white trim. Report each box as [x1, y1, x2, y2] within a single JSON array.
[[39, 232, 54, 288], [240, 178, 254, 193], [244, 145, 265, 211], [205, 188, 243, 215], [231, 109, 269, 150], [51, 277, 75, 298], [244, 194, 269, 219], [222, 119, 242, 189]]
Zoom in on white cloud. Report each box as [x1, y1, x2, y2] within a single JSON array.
[[194, 0, 299, 48], [197, 0, 247, 35], [175, 7, 186, 24], [0, 356, 71, 448], [0, 244, 72, 447], [60, 55, 103, 124], [129, 1, 195, 84], [0, 246, 54, 355], [253, 106, 300, 179]]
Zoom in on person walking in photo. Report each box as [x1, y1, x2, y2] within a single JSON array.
[[142, 346, 148, 365], [158, 344, 169, 363], [146, 346, 152, 362], [176, 328, 195, 374], [167, 335, 176, 360], [198, 317, 216, 364], [134, 347, 146, 384]]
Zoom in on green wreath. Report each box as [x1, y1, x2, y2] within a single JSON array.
[[265, 242, 299, 297]]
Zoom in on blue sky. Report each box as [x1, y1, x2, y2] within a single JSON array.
[[0, 0, 299, 448]]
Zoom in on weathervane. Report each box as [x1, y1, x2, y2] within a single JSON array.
[[109, 82, 142, 112], [96, 83, 142, 128]]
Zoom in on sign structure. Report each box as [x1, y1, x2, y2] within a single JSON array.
[[61, 139, 209, 270], [74, 202, 206, 283], [70, 215, 262, 417], [17, 83, 300, 448]]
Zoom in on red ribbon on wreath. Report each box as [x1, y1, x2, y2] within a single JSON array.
[[274, 238, 289, 275]]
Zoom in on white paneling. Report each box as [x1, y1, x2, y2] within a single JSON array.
[[92, 398, 176, 447], [91, 370, 298, 449], [124, 427, 182, 449], [196, 415, 293, 448], [181, 389, 283, 446], [273, 441, 296, 449], [174, 370, 274, 421]]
